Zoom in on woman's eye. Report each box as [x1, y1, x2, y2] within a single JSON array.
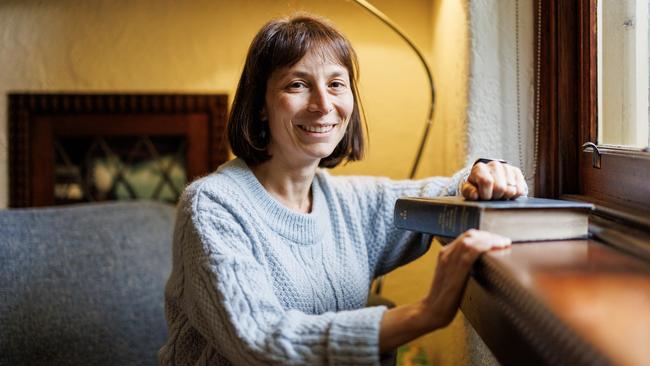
[[330, 81, 347, 89], [288, 81, 307, 89]]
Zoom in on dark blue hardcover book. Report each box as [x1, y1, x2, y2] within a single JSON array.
[[394, 196, 594, 242]]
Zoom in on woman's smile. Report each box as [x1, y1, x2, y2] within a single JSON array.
[[296, 123, 337, 134]]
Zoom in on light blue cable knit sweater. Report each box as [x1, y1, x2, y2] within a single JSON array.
[[158, 158, 468, 365]]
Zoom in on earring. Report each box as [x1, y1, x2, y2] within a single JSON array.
[[259, 117, 269, 140]]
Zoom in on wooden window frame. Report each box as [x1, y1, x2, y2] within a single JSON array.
[[536, 0, 650, 223]]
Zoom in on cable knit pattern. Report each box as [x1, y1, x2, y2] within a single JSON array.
[[158, 158, 469, 366]]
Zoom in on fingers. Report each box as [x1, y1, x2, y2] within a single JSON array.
[[438, 229, 511, 276], [501, 165, 527, 199], [514, 168, 527, 196], [425, 229, 511, 327], [492, 163, 508, 200], [441, 229, 511, 269], [461, 182, 479, 201], [501, 165, 519, 199], [467, 230, 512, 251], [466, 161, 527, 200], [466, 163, 494, 200], [456, 229, 511, 253]]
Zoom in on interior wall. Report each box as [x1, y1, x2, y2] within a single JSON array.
[[467, 0, 536, 190], [0, 0, 461, 209], [417, 0, 469, 178]]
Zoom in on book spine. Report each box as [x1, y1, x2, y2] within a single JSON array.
[[394, 199, 481, 237]]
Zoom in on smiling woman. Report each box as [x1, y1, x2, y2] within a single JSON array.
[[158, 13, 524, 366]]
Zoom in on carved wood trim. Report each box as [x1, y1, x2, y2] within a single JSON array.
[[8, 93, 229, 207]]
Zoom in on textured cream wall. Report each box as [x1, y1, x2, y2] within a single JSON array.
[[0, 0, 457, 208], [467, 0, 536, 190]]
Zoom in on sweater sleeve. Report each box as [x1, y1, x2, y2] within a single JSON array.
[[178, 185, 387, 366], [340, 167, 471, 277]]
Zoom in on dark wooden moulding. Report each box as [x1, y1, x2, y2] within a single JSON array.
[[8, 93, 229, 207]]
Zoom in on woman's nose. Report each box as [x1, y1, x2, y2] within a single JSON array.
[[308, 86, 333, 114]]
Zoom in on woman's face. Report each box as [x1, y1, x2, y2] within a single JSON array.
[[262, 49, 354, 167]]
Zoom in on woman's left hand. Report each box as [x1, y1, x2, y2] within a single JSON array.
[[461, 160, 527, 200]]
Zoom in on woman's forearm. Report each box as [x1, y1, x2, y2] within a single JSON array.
[[378, 230, 511, 354], [378, 300, 442, 353]]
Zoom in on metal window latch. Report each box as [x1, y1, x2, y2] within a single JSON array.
[[582, 142, 601, 169]]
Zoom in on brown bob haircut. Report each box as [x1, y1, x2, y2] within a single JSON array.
[[227, 13, 366, 168]]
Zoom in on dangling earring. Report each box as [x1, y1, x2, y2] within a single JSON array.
[[260, 114, 268, 139]]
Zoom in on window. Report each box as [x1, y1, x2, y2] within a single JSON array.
[[536, 0, 650, 219]]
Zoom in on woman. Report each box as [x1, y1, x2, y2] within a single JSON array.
[[159, 14, 526, 365]]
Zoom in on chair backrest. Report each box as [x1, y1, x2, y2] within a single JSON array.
[[0, 201, 175, 366]]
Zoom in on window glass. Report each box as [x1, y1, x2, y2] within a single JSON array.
[[597, 0, 650, 148]]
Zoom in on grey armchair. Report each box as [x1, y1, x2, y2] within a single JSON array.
[[0, 201, 174, 366]]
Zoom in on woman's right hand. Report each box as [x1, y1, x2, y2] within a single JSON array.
[[421, 229, 511, 328], [378, 229, 510, 353]]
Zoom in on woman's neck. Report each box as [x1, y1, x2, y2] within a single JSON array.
[[250, 158, 319, 214]]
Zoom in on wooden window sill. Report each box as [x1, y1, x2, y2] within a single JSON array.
[[459, 239, 650, 366]]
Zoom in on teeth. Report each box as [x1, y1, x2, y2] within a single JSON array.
[[300, 125, 334, 133]]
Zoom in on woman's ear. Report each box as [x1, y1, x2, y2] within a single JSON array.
[[260, 107, 267, 121]]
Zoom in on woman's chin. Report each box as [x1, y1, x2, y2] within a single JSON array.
[[313, 149, 339, 161], [297, 144, 339, 162]]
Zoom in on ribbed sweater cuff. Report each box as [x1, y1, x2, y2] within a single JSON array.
[[328, 306, 387, 366]]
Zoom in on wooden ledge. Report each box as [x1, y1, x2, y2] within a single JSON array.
[[460, 240, 650, 366]]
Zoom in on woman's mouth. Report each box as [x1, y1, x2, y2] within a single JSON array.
[[297, 124, 336, 133]]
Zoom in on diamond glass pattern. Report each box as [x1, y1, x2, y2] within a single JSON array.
[[54, 136, 187, 204]]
